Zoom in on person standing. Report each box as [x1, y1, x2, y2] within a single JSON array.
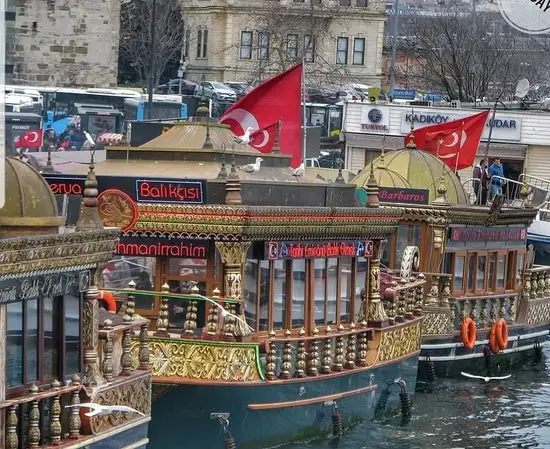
[[472, 159, 489, 205], [489, 157, 504, 201]]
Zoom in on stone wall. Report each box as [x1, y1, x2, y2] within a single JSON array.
[[7, 0, 121, 87]]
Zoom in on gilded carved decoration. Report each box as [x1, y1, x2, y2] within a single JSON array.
[[97, 189, 138, 231], [526, 299, 550, 325], [421, 311, 454, 335], [83, 286, 105, 387], [368, 241, 388, 323], [215, 241, 251, 266], [0, 229, 119, 278], [89, 374, 151, 435], [130, 338, 263, 382], [378, 321, 422, 362]]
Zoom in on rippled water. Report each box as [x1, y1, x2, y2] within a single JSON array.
[[286, 346, 550, 449]]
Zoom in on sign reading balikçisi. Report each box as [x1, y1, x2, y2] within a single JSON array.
[[266, 240, 374, 260]]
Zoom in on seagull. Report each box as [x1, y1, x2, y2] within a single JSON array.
[[233, 127, 254, 144], [65, 403, 145, 417], [240, 157, 263, 174], [460, 372, 512, 382], [292, 162, 305, 177]]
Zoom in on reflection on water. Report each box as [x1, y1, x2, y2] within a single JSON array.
[[284, 346, 550, 449]]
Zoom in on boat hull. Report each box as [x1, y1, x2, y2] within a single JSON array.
[[417, 323, 549, 382], [148, 354, 419, 449]]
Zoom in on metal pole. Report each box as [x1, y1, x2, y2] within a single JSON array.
[[483, 102, 497, 160], [390, 0, 400, 96], [147, 0, 157, 120], [302, 58, 307, 166]]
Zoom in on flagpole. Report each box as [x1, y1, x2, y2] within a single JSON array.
[[301, 59, 307, 167], [454, 120, 463, 174]]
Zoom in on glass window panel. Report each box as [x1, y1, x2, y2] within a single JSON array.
[[202, 30, 208, 57], [467, 254, 476, 290], [304, 36, 315, 63], [476, 255, 486, 290], [65, 294, 81, 375], [326, 258, 338, 325], [313, 259, 326, 325], [166, 280, 206, 330], [336, 37, 348, 64], [258, 32, 269, 60], [353, 38, 365, 65], [240, 31, 252, 59], [273, 260, 287, 330], [44, 296, 60, 379], [381, 241, 390, 268], [340, 257, 353, 324], [443, 252, 452, 273], [131, 257, 156, 310], [411, 224, 422, 248], [356, 257, 367, 322], [26, 298, 39, 383], [197, 30, 202, 58], [292, 259, 306, 328], [454, 256, 465, 290], [6, 301, 23, 388], [244, 260, 258, 329], [286, 34, 298, 59], [259, 260, 270, 331], [516, 254, 525, 289], [395, 224, 409, 268], [497, 254, 506, 288], [488, 253, 496, 290], [167, 258, 207, 278]]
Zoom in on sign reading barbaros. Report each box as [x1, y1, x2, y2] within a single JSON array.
[[0, 274, 78, 305]]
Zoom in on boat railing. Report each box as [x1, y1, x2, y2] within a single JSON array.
[[523, 265, 550, 299], [261, 275, 426, 380], [461, 177, 482, 205], [451, 292, 519, 329], [519, 173, 550, 202], [462, 175, 543, 208], [1, 378, 84, 448]]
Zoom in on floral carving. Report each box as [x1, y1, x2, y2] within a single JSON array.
[[98, 189, 138, 231]]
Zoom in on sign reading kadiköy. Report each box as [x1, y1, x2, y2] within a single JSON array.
[[498, 0, 550, 35], [266, 240, 374, 260], [450, 226, 527, 242], [400, 111, 521, 141], [0, 274, 78, 305], [379, 187, 429, 205], [42, 174, 205, 204]]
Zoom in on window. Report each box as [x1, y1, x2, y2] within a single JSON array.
[[353, 38, 365, 65], [184, 29, 190, 58], [258, 32, 269, 60], [336, 37, 349, 64], [313, 259, 326, 326], [395, 224, 409, 268], [488, 252, 496, 290], [355, 257, 367, 321], [240, 31, 253, 59], [453, 254, 465, 292], [356, 0, 368, 5], [259, 260, 270, 331], [497, 253, 506, 290], [7, 295, 81, 393], [273, 260, 288, 329], [286, 34, 298, 60], [244, 260, 258, 329], [197, 29, 208, 58], [476, 254, 486, 291], [340, 0, 351, 5], [292, 259, 306, 328], [340, 257, 353, 323], [516, 252, 525, 289], [467, 253, 476, 292], [304, 35, 315, 63]]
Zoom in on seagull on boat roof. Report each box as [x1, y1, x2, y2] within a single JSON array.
[[461, 372, 511, 383], [240, 157, 263, 174], [65, 403, 145, 417], [233, 127, 254, 144], [292, 162, 305, 177]]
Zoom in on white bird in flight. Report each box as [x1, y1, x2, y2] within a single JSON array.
[[65, 403, 145, 416], [292, 162, 305, 177], [234, 127, 254, 144], [240, 157, 263, 174], [461, 372, 512, 383]]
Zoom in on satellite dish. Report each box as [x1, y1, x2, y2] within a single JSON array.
[[515, 78, 530, 99]]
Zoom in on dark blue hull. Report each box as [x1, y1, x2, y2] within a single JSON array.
[[148, 355, 419, 449], [80, 419, 150, 449], [417, 323, 550, 382]]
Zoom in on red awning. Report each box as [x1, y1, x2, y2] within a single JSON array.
[[97, 133, 123, 144]]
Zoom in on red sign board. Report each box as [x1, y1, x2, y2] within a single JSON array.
[[266, 240, 373, 260], [115, 237, 209, 258], [450, 227, 526, 242]]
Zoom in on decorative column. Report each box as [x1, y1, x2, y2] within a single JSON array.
[[368, 240, 389, 327], [83, 285, 105, 387], [215, 242, 252, 340]]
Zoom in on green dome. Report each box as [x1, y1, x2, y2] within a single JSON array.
[[370, 148, 468, 205]]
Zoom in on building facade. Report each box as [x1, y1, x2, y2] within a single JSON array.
[[183, 0, 386, 86], [342, 101, 550, 183], [6, 0, 121, 87]]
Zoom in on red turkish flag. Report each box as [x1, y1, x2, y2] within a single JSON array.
[[219, 64, 303, 168], [404, 110, 489, 171], [15, 129, 43, 149], [249, 121, 279, 154]]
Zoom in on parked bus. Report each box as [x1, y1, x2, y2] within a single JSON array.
[[5, 112, 42, 156], [304, 103, 343, 137], [123, 96, 188, 122]]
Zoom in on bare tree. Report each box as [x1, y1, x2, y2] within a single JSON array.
[[402, 6, 530, 102], [223, 0, 370, 87], [119, 0, 185, 88]]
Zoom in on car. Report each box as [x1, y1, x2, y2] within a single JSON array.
[[194, 81, 237, 102], [307, 87, 339, 104], [157, 79, 197, 96], [225, 82, 253, 99]]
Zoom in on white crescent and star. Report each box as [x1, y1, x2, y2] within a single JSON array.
[[220, 108, 259, 135], [439, 130, 468, 159], [253, 130, 270, 148], [27, 132, 39, 143]]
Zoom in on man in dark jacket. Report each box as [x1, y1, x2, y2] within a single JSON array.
[[472, 158, 489, 205]]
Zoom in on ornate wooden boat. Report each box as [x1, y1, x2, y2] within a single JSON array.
[[39, 118, 427, 448], [352, 137, 550, 382], [0, 157, 152, 449]]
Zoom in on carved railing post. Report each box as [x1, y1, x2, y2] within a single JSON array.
[[154, 282, 170, 336], [345, 323, 357, 369], [222, 301, 237, 341], [523, 271, 532, 300], [50, 379, 62, 445], [508, 294, 517, 324], [206, 288, 221, 339], [279, 330, 292, 379], [307, 327, 320, 376], [139, 323, 150, 370], [332, 326, 345, 372], [123, 280, 136, 323], [368, 240, 389, 327], [414, 274, 425, 316], [183, 285, 199, 338], [102, 319, 114, 382], [479, 299, 488, 328], [265, 332, 277, 380], [83, 285, 105, 387], [320, 326, 333, 374], [6, 405, 18, 449], [357, 331, 368, 367], [294, 328, 307, 378], [68, 375, 81, 439], [121, 328, 133, 376], [28, 384, 40, 448], [215, 241, 252, 340]]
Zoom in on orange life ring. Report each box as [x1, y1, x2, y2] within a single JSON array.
[[98, 290, 117, 312], [461, 317, 477, 349], [489, 324, 500, 354], [495, 318, 508, 350]]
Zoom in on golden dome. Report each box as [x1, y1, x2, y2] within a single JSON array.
[[0, 157, 65, 227], [370, 148, 468, 205], [352, 162, 412, 190]]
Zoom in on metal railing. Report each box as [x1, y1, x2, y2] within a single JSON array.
[[518, 173, 550, 208]]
